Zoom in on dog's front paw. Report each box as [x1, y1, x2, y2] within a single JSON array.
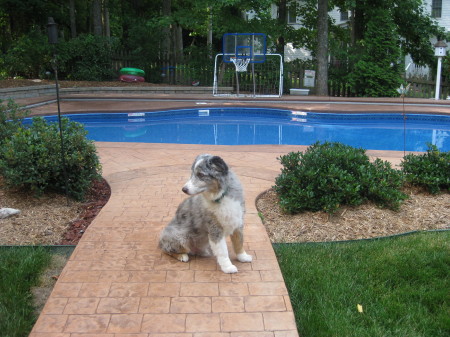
[[237, 252, 253, 263], [221, 264, 238, 274], [176, 253, 189, 262]]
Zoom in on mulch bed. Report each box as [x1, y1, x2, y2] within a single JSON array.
[[256, 187, 450, 243], [58, 178, 111, 245], [0, 178, 110, 246]]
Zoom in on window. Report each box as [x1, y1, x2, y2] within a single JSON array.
[[432, 0, 442, 18], [287, 5, 297, 24], [340, 10, 349, 21]]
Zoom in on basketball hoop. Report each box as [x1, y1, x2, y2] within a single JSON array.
[[231, 57, 250, 72]]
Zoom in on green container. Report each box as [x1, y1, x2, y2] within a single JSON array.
[[119, 67, 145, 76]]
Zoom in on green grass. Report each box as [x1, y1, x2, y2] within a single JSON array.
[[0, 246, 52, 337], [274, 231, 450, 337]]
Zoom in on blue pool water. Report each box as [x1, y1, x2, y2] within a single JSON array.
[[36, 108, 450, 152]]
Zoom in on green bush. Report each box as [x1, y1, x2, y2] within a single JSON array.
[[401, 144, 450, 194], [2, 28, 51, 78], [56, 34, 117, 81], [274, 142, 407, 214], [0, 99, 29, 150], [0, 117, 101, 201]]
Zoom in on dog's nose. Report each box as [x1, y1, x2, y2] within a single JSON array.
[[182, 186, 189, 194]]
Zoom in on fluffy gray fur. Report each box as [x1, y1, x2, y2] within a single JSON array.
[[158, 154, 252, 273]]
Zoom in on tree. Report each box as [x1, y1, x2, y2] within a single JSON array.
[[347, 6, 402, 96], [316, 0, 329, 96], [103, 0, 110, 38], [92, 0, 102, 36], [69, 0, 77, 38], [329, 0, 444, 96], [276, 0, 287, 56]]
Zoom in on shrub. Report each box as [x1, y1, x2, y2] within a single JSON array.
[[2, 28, 51, 78], [0, 117, 101, 201], [0, 99, 29, 149], [274, 142, 407, 214], [56, 34, 117, 81], [401, 144, 450, 194]]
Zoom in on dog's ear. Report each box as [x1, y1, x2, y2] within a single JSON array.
[[209, 156, 228, 174]]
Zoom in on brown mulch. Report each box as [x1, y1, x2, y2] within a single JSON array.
[[0, 177, 110, 246], [256, 187, 450, 243], [58, 179, 111, 245]]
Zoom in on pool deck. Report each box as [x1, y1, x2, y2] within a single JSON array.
[[22, 90, 449, 336]]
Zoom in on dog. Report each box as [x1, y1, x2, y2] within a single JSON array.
[[159, 154, 252, 273]]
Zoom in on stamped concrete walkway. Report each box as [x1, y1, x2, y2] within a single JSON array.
[[30, 141, 313, 336], [26, 91, 443, 336]]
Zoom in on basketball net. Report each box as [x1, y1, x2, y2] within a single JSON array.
[[231, 57, 250, 72]]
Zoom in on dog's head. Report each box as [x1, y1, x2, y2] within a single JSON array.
[[182, 154, 229, 196]]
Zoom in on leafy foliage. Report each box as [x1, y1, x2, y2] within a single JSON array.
[[346, 7, 403, 97], [328, 0, 442, 97], [56, 34, 118, 81], [0, 99, 29, 150], [2, 28, 51, 78], [393, 0, 445, 67], [401, 144, 450, 194], [0, 0, 444, 96], [0, 117, 102, 201], [274, 142, 407, 214]]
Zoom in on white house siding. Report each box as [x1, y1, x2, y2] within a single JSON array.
[[424, 0, 450, 31], [284, 43, 311, 61]]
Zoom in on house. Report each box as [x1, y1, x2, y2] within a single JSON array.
[[405, 0, 449, 78], [249, 0, 449, 79]]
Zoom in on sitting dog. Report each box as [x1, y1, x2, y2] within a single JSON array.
[[159, 154, 252, 273]]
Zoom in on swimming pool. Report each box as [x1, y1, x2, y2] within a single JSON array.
[[38, 108, 450, 152]]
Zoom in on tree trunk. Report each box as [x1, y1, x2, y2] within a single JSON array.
[[69, 0, 77, 38], [316, 0, 329, 96], [92, 0, 102, 36], [351, 0, 364, 46], [103, 0, 110, 38], [207, 6, 213, 58], [174, 24, 183, 63], [276, 0, 287, 56], [162, 0, 172, 83]]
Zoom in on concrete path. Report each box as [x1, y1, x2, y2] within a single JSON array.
[[30, 142, 316, 336]]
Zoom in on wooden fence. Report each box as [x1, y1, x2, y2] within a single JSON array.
[[111, 51, 449, 98], [284, 66, 450, 98], [111, 51, 215, 86], [406, 79, 449, 99]]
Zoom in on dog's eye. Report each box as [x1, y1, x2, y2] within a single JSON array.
[[197, 172, 206, 179]]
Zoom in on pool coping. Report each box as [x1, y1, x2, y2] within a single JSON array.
[[20, 91, 450, 118]]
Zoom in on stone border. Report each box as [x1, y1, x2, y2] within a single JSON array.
[[1, 85, 223, 100], [0, 85, 56, 100]]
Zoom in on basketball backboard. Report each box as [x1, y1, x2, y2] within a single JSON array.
[[222, 33, 267, 63]]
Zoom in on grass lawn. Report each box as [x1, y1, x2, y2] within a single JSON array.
[[0, 246, 52, 337], [274, 231, 450, 337]]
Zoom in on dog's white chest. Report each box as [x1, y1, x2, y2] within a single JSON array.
[[205, 197, 244, 235]]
